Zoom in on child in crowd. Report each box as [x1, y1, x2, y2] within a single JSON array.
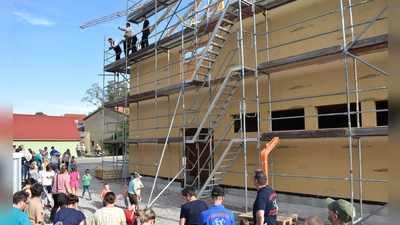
[[70, 155, 77, 170], [28, 163, 38, 181], [32, 161, 38, 171], [42, 164, 54, 208], [37, 166, 44, 184], [81, 169, 92, 200], [69, 166, 80, 195], [124, 208, 136, 225], [123, 182, 133, 211], [36, 165, 46, 208], [21, 178, 36, 198], [100, 183, 112, 207]]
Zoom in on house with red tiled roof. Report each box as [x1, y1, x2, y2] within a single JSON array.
[[63, 113, 86, 125], [13, 114, 81, 156]]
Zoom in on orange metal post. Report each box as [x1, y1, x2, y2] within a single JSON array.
[[260, 136, 280, 185]]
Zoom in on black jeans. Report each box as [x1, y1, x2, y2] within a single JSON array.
[[50, 193, 66, 221], [131, 35, 137, 52], [141, 34, 149, 48], [115, 46, 122, 60]]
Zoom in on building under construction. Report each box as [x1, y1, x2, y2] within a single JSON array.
[[82, 0, 388, 223]]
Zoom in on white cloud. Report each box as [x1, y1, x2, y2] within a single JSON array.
[[13, 11, 55, 26]]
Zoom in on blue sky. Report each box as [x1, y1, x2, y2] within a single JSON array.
[[8, 0, 213, 116], [10, 0, 143, 116]]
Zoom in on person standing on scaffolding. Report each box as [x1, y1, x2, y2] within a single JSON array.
[[140, 15, 150, 49], [118, 22, 137, 56], [108, 38, 122, 60]]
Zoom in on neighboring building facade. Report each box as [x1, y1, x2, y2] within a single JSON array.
[[63, 113, 86, 125], [13, 114, 81, 156], [83, 108, 126, 151]]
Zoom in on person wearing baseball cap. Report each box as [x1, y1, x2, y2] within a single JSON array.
[[325, 197, 356, 225], [199, 186, 234, 225], [128, 173, 141, 210]]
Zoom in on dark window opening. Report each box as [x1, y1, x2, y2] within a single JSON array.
[[271, 108, 305, 131], [233, 113, 259, 133], [318, 103, 361, 128], [376, 100, 388, 126], [91, 141, 94, 147]]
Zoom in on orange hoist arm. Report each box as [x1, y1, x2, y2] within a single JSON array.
[[260, 136, 280, 185]]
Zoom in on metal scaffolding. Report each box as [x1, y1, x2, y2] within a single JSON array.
[[86, 0, 389, 223]]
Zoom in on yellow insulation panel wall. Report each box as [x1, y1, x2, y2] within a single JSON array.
[[219, 137, 388, 202], [127, 0, 388, 202], [129, 142, 182, 178]]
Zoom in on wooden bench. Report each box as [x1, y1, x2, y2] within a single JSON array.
[[238, 212, 298, 225]]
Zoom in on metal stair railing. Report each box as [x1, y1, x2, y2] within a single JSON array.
[[184, 47, 239, 127], [186, 66, 243, 143], [184, 0, 240, 83], [186, 105, 243, 190], [195, 115, 259, 198], [197, 138, 244, 198], [185, 101, 240, 188]]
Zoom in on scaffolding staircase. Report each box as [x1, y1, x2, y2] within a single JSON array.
[[197, 138, 243, 197], [181, 0, 255, 195], [184, 0, 249, 83], [184, 0, 253, 142], [186, 66, 250, 144]]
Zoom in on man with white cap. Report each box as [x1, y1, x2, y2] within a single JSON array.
[[136, 173, 144, 203], [325, 197, 356, 225]]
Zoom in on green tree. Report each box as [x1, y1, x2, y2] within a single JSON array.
[[104, 114, 129, 155], [35, 111, 46, 115], [81, 81, 129, 108]]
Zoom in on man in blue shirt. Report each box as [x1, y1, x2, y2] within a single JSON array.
[[199, 186, 234, 225], [50, 146, 59, 156], [252, 169, 278, 225], [13, 190, 30, 225]]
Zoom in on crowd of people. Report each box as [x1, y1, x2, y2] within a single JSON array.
[[108, 15, 151, 61], [177, 169, 356, 225], [13, 144, 153, 225], [14, 144, 356, 225]]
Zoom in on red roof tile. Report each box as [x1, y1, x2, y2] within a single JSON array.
[[63, 113, 87, 124], [13, 114, 81, 141]]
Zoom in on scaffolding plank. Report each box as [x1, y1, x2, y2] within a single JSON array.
[[261, 129, 348, 140], [352, 127, 388, 137], [105, 2, 262, 73], [258, 34, 388, 74], [103, 136, 194, 144], [103, 83, 198, 108], [103, 66, 254, 108], [261, 127, 388, 140], [254, 0, 297, 11], [103, 127, 387, 144], [127, 0, 179, 24]]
